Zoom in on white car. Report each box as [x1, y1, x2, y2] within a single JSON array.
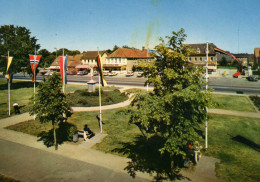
[[45, 70, 54, 76], [137, 72, 143, 77], [103, 71, 109, 76], [126, 71, 134, 77], [109, 71, 118, 76]]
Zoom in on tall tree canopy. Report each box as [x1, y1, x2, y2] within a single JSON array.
[[0, 25, 40, 75], [128, 28, 211, 180]]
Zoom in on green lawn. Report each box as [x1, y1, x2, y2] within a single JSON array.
[[204, 114, 260, 182], [68, 108, 140, 154], [0, 79, 36, 119], [211, 94, 255, 112]]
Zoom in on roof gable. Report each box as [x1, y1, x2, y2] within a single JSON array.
[[187, 43, 216, 56], [50, 54, 83, 67], [108, 48, 153, 58], [82, 51, 106, 60]]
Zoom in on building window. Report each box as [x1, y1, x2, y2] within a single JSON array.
[[211, 57, 213, 61], [200, 57, 202, 61], [195, 58, 197, 62], [197, 48, 200, 53], [189, 57, 191, 62]]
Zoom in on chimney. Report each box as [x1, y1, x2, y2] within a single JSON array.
[[142, 46, 145, 51]]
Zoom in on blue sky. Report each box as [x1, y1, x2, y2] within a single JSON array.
[[0, 0, 259, 53]]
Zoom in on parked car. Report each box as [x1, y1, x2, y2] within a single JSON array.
[[103, 71, 109, 76], [39, 69, 49, 75], [109, 71, 118, 76], [77, 71, 88, 75], [137, 72, 143, 77], [126, 71, 134, 77], [67, 71, 77, 75], [44, 70, 54, 76], [246, 75, 258, 82]]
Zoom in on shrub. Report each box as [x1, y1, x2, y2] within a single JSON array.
[[249, 95, 260, 110], [67, 89, 128, 107], [58, 122, 78, 141]]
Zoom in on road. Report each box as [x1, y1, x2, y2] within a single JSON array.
[[0, 138, 147, 182], [2, 73, 260, 94]]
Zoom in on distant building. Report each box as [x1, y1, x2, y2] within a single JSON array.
[[78, 51, 108, 72], [105, 47, 156, 72], [254, 48, 260, 67], [49, 54, 83, 73], [187, 43, 217, 73], [233, 53, 252, 67]]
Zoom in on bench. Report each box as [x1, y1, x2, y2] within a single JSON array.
[[77, 129, 95, 141]]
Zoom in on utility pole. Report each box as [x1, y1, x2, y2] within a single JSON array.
[[205, 42, 209, 149]]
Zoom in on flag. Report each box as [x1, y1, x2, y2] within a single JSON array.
[[60, 56, 68, 84], [29, 55, 41, 82], [96, 55, 107, 86], [6, 56, 13, 73]]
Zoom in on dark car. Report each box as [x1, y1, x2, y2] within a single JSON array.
[[246, 75, 258, 81]]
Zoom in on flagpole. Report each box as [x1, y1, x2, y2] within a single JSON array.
[[146, 48, 149, 92], [98, 47, 102, 133], [7, 51, 10, 116], [205, 42, 209, 149], [62, 48, 65, 94], [34, 49, 36, 120]]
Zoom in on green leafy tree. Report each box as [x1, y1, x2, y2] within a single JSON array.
[[30, 73, 72, 150], [219, 57, 228, 66], [0, 25, 40, 79], [128, 28, 211, 180], [38, 49, 51, 68], [55, 48, 80, 56], [106, 45, 120, 54]]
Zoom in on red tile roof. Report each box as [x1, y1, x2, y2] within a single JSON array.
[[107, 48, 153, 58], [50, 54, 83, 67]]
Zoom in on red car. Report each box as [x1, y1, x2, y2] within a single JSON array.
[[67, 71, 77, 75]]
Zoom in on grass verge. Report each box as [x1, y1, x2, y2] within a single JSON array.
[[203, 114, 260, 182], [211, 94, 255, 112], [0, 79, 37, 119]]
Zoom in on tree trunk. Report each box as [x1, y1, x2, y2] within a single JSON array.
[[53, 121, 57, 150]]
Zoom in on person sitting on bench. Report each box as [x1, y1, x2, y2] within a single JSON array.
[[83, 124, 94, 141]]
